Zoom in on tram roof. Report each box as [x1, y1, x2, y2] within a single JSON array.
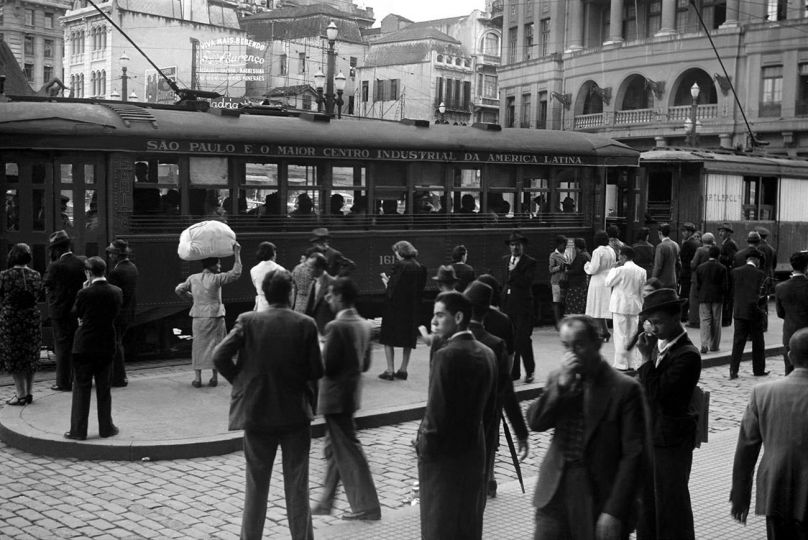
[[641, 148, 808, 178], [0, 99, 639, 167]]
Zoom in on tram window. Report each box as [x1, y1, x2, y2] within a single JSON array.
[[133, 158, 179, 215], [411, 163, 443, 186], [59, 189, 74, 232], [5, 162, 19, 183], [375, 191, 406, 218], [524, 176, 550, 217], [332, 166, 366, 219], [558, 179, 581, 213], [32, 189, 44, 231], [288, 164, 321, 217], [86, 190, 98, 232], [84, 164, 95, 185], [5, 189, 19, 231], [453, 168, 481, 214], [243, 162, 279, 216], [413, 188, 448, 214], [60, 163, 73, 184], [486, 165, 516, 188], [487, 191, 515, 220], [742, 176, 777, 221], [189, 188, 227, 219], [190, 157, 228, 186]]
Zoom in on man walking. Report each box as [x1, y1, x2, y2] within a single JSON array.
[[730, 328, 808, 539], [502, 231, 537, 383], [106, 239, 138, 387], [529, 315, 648, 540], [605, 246, 646, 372], [44, 230, 86, 392], [310, 227, 356, 277], [693, 245, 729, 354], [417, 291, 497, 540], [652, 223, 680, 289], [735, 231, 770, 331], [213, 271, 323, 540], [64, 257, 122, 441], [679, 222, 699, 324], [730, 249, 769, 379], [775, 251, 808, 374], [689, 232, 717, 327], [636, 289, 701, 540], [311, 277, 381, 521]]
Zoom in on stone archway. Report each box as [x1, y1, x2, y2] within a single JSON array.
[[671, 68, 717, 106]]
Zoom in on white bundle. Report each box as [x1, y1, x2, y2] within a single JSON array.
[[177, 220, 236, 261]]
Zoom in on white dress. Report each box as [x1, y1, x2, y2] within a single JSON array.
[[250, 260, 285, 311], [584, 245, 616, 319]]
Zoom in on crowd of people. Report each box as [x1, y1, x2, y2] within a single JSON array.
[[2, 221, 807, 540]]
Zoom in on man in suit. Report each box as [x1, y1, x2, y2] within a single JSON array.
[[417, 291, 497, 540], [450, 244, 475, 292], [689, 232, 717, 327], [106, 239, 138, 387], [501, 231, 538, 383], [730, 328, 808, 539], [736, 231, 770, 332], [529, 315, 648, 539], [730, 248, 769, 379], [304, 252, 335, 335], [64, 257, 123, 441], [464, 281, 529, 499], [632, 227, 655, 278], [605, 246, 647, 372], [311, 277, 381, 521], [775, 251, 808, 374], [636, 289, 701, 540], [718, 222, 739, 326], [309, 227, 356, 277], [756, 226, 777, 282], [44, 230, 87, 392], [679, 222, 700, 324], [694, 245, 729, 354], [213, 270, 323, 540], [652, 223, 681, 289]]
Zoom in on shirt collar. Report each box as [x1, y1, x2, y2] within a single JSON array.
[[449, 330, 473, 341], [656, 329, 687, 367], [90, 277, 107, 284]]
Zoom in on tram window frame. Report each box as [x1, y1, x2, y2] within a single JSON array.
[[452, 166, 482, 215], [742, 175, 777, 221], [330, 164, 366, 218], [484, 165, 517, 219], [240, 161, 281, 218], [287, 162, 322, 218], [132, 157, 181, 217]]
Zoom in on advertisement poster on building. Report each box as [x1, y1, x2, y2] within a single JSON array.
[[145, 66, 177, 104], [197, 36, 265, 98]]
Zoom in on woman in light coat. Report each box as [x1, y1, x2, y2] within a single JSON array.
[[585, 230, 616, 341]]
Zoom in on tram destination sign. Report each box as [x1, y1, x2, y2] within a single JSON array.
[[144, 140, 593, 165]]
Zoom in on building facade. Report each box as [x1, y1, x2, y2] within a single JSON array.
[[0, 0, 71, 91], [62, 0, 246, 102], [498, 0, 808, 156]]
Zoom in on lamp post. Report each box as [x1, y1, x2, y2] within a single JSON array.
[[314, 70, 325, 112], [685, 82, 700, 147], [334, 71, 346, 118], [325, 21, 338, 115], [437, 101, 446, 124], [120, 51, 130, 103]]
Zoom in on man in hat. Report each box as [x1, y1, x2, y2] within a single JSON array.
[[756, 226, 777, 282], [310, 228, 356, 277], [730, 248, 769, 379], [730, 328, 808, 539], [106, 239, 138, 387], [463, 280, 528, 499], [304, 252, 336, 336], [636, 289, 701, 540], [432, 265, 458, 293], [679, 222, 700, 325], [737, 231, 771, 332], [775, 251, 808, 374], [718, 222, 738, 326], [44, 230, 87, 391], [632, 227, 656, 278], [529, 315, 648, 540], [502, 231, 537, 383], [652, 223, 681, 290], [416, 291, 497, 540]]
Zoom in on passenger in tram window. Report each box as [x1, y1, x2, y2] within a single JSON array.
[[5, 191, 19, 231], [329, 193, 345, 217], [59, 195, 74, 235], [348, 195, 368, 216], [256, 192, 281, 217], [132, 162, 161, 215], [457, 194, 477, 214], [413, 192, 434, 214], [86, 193, 98, 232], [561, 194, 576, 213], [290, 193, 315, 217], [161, 189, 180, 215]]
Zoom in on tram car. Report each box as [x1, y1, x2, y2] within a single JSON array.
[[636, 148, 808, 276], [0, 95, 639, 354]]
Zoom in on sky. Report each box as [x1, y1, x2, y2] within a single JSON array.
[[360, 0, 487, 25]]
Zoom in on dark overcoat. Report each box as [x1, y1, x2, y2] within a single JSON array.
[[379, 258, 427, 348]]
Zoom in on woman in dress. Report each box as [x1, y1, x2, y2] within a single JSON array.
[[378, 240, 427, 381], [0, 243, 44, 405], [250, 242, 283, 311], [291, 252, 315, 313], [585, 230, 617, 340], [564, 238, 591, 316], [175, 243, 241, 388]]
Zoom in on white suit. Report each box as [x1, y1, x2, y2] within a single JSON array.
[[605, 260, 647, 369]]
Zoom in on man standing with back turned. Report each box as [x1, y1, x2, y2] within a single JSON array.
[[213, 271, 323, 540], [731, 328, 808, 539], [417, 291, 497, 540], [106, 239, 138, 387]]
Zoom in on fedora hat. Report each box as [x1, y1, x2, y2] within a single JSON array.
[[48, 230, 71, 249], [106, 239, 131, 256], [309, 227, 330, 243], [718, 222, 734, 233], [505, 230, 529, 245], [746, 230, 761, 243], [755, 226, 771, 239], [463, 281, 492, 310], [432, 265, 458, 284], [640, 288, 686, 316], [744, 247, 764, 261]]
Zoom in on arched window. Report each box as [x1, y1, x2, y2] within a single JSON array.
[[437, 54, 444, 62], [100, 70, 106, 95], [101, 27, 106, 50], [482, 32, 500, 56], [79, 73, 84, 98], [91, 71, 97, 96]]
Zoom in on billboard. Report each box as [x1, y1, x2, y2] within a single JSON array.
[[144, 66, 177, 104]]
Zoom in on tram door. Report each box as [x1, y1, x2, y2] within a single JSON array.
[[54, 156, 106, 259]]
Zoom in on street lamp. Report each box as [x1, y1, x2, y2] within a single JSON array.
[[334, 71, 346, 119], [325, 21, 338, 115], [314, 70, 325, 112], [120, 51, 130, 103], [685, 82, 700, 147], [437, 101, 446, 124]]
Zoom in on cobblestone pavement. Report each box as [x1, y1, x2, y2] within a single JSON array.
[[0, 352, 783, 539]]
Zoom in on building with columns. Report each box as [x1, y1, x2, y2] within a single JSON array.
[[0, 0, 72, 91], [498, 0, 808, 156]]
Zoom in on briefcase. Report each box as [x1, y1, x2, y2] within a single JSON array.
[[690, 386, 710, 448]]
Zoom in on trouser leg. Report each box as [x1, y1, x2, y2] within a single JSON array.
[[649, 443, 695, 540], [280, 426, 314, 540], [751, 317, 766, 374], [241, 430, 279, 540], [317, 429, 340, 510], [69, 355, 93, 437], [698, 303, 711, 349], [711, 303, 723, 350], [512, 313, 534, 377], [730, 319, 749, 375], [52, 317, 77, 389], [94, 356, 114, 434], [111, 323, 128, 385], [325, 414, 380, 513]]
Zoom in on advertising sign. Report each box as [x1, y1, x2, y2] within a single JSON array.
[[145, 66, 177, 104]]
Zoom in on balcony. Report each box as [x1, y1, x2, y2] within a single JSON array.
[[574, 113, 606, 129], [667, 103, 719, 122], [473, 96, 499, 109], [490, 0, 503, 23], [614, 108, 657, 125], [476, 54, 501, 66]]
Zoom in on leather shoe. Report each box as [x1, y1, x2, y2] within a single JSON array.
[[729, 372, 739, 380], [378, 371, 395, 381], [754, 371, 770, 377], [341, 508, 381, 521], [64, 432, 86, 441], [311, 505, 331, 516], [393, 370, 408, 381], [100, 426, 119, 438], [524, 373, 534, 384], [511, 373, 520, 381], [51, 385, 71, 392], [700, 346, 708, 354]]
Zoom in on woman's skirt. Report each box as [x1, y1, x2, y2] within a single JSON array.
[[192, 317, 226, 370], [564, 285, 588, 315]]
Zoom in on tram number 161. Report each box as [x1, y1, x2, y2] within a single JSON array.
[[379, 255, 396, 266]]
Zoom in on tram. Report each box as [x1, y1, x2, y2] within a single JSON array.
[[0, 95, 638, 354], [637, 148, 808, 276]]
